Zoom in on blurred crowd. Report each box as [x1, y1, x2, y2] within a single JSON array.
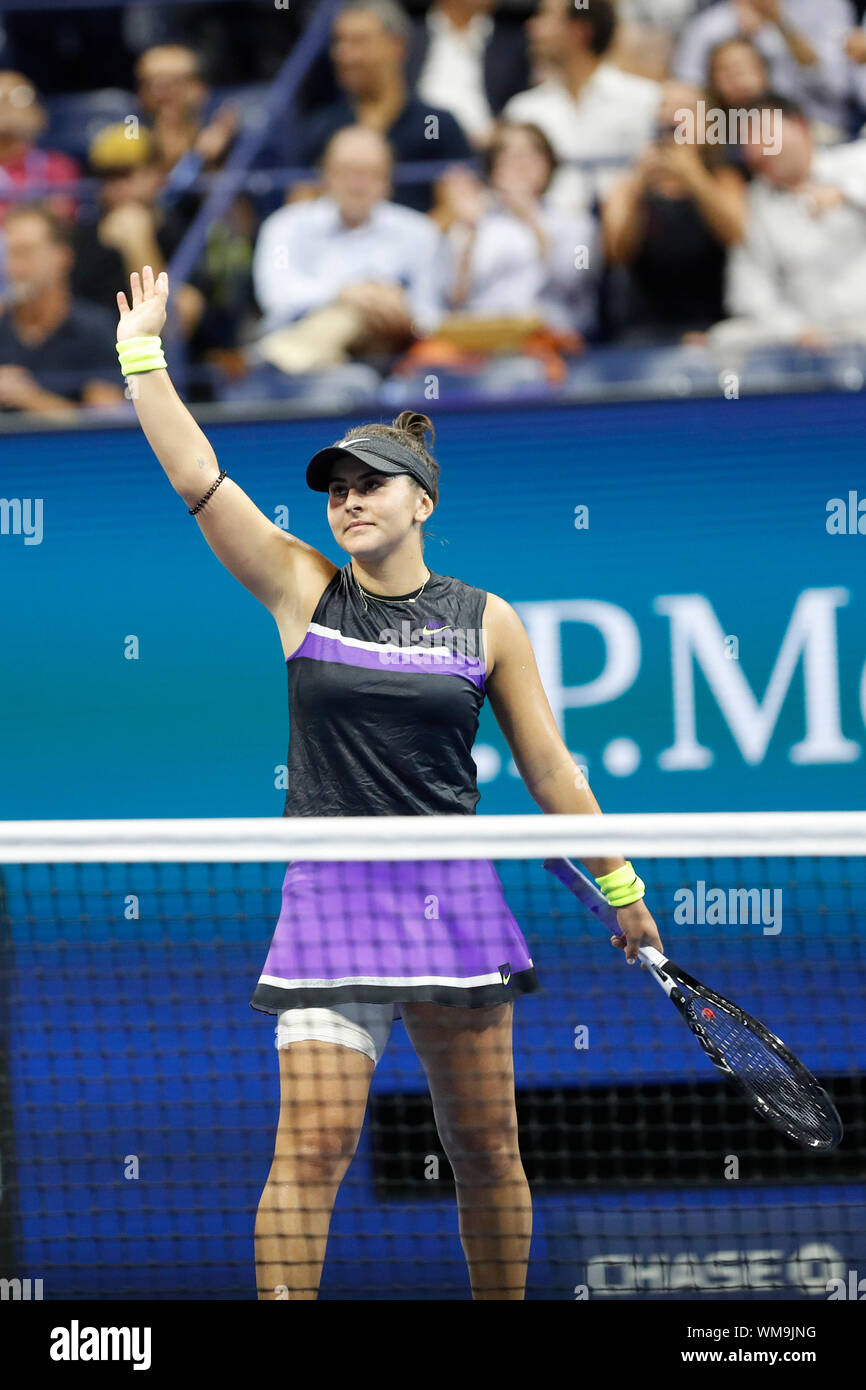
[[3, 0, 866, 413]]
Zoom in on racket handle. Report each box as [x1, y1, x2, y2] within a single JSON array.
[[638, 945, 667, 968], [543, 856, 622, 932], [544, 856, 673, 980], [637, 944, 676, 996]]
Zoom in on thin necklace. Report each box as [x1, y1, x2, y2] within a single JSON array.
[[354, 566, 432, 612]]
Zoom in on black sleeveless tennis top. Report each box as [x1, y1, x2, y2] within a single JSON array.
[[283, 560, 488, 817]]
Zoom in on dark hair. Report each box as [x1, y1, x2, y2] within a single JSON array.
[[337, 0, 411, 42], [483, 120, 558, 192], [707, 35, 769, 77], [752, 91, 806, 122], [3, 202, 73, 245], [136, 44, 207, 85], [568, 0, 616, 57], [338, 410, 440, 548]]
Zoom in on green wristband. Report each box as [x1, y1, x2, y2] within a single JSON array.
[[117, 335, 167, 375], [595, 861, 646, 908]]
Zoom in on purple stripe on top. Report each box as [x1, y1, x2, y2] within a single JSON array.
[[292, 626, 486, 690]]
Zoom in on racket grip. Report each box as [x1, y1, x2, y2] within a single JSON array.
[[637, 945, 667, 968], [543, 856, 622, 933], [637, 944, 676, 996]]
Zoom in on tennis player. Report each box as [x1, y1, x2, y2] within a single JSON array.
[[117, 265, 664, 1301]]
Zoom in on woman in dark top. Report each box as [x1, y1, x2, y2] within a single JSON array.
[[707, 37, 772, 182], [118, 264, 664, 1301], [707, 36, 771, 114], [602, 80, 746, 344]]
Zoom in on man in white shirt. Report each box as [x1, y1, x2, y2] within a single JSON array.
[[410, 0, 530, 147], [708, 96, 866, 366], [251, 126, 443, 373], [674, 0, 856, 139], [501, 0, 661, 214], [415, 0, 496, 145]]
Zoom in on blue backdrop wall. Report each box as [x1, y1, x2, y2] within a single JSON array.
[[1, 390, 864, 818]]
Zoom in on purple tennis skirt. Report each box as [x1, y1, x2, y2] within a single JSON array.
[[251, 858, 541, 1015]]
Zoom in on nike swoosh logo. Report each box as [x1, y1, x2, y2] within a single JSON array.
[[423, 624, 450, 634]]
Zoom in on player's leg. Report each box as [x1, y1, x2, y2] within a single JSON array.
[[254, 1004, 392, 1300], [400, 1000, 531, 1300]]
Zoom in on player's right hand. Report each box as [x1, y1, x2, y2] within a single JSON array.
[[116, 265, 168, 342], [611, 898, 664, 965]]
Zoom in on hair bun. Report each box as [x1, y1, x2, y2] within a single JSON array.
[[393, 410, 435, 448]]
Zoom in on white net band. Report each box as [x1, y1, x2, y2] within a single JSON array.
[[0, 810, 864, 863]]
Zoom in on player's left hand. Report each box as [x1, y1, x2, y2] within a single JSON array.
[[116, 265, 168, 341], [610, 898, 664, 965]]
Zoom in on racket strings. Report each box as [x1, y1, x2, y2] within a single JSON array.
[[684, 995, 840, 1148]]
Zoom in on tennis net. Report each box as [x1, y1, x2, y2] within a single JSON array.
[[0, 811, 864, 1301]]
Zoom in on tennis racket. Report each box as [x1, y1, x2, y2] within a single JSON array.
[[543, 856, 843, 1152]]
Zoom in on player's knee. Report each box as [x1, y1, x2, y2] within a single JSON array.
[[272, 1124, 361, 1183], [442, 1127, 523, 1185]]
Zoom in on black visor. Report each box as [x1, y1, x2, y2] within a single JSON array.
[[306, 434, 435, 498]]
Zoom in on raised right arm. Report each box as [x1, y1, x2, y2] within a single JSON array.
[[118, 266, 331, 615]]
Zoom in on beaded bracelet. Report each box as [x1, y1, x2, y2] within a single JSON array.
[[595, 860, 646, 908], [189, 470, 227, 515]]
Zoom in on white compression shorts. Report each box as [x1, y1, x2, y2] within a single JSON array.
[[275, 1001, 396, 1066]]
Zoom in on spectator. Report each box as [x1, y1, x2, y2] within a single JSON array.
[[250, 126, 444, 375], [674, 0, 856, 141], [297, 0, 473, 214], [707, 95, 866, 365], [66, 122, 214, 348], [602, 81, 747, 344], [134, 44, 251, 361], [0, 71, 80, 226], [0, 204, 124, 413], [406, 0, 530, 148], [611, 0, 704, 83], [708, 36, 772, 108], [707, 37, 773, 176], [502, 0, 661, 214], [135, 44, 238, 180], [68, 123, 157, 316], [133, 41, 244, 354], [83, 77, 253, 376], [436, 121, 599, 335]]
